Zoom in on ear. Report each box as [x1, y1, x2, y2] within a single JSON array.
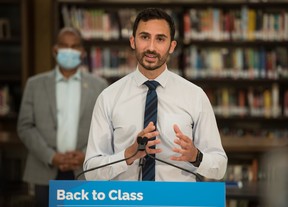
[[52, 45, 58, 58], [169, 40, 177, 54], [129, 36, 135, 49]]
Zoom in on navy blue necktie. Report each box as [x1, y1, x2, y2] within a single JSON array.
[[142, 80, 159, 181]]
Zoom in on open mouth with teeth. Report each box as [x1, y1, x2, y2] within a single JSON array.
[[144, 53, 158, 62]]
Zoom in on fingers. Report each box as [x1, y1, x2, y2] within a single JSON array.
[[138, 122, 159, 139], [174, 138, 190, 150], [54, 151, 84, 171], [174, 126, 191, 150], [59, 163, 80, 171], [173, 124, 182, 135], [59, 164, 72, 172], [145, 146, 162, 155], [171, 124, 198, 162], [65, 151, 85, 164], [170, 147, 192, 161], [126, 122, 162, 165], [52, 153, 67, 167], [173, 124, 191, 143], [139, 122, 161, 154]]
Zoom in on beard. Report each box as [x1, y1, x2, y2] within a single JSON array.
[[134, 46, 171, 71]]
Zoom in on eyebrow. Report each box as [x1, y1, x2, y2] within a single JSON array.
[[139, 32, 168, 39]]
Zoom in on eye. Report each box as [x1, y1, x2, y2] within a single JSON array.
[[58, 43, 68, 48], [157, 37, 165, 42], [140, 34, 149, 40]]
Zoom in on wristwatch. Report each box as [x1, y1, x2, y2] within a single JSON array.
[[190, 149, 203, 167]]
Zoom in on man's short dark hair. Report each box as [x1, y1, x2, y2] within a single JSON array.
[[132, 8, 176, 41]]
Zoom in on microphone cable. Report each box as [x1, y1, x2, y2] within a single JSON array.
[[145, 152, 203, 181]]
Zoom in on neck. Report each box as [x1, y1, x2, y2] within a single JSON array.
[[59, 68, 78, 79], [139, 65, 166, 80]]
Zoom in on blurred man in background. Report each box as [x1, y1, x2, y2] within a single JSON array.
[[17, 27, 108, 207]]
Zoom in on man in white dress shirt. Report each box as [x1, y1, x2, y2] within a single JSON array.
[[84, 8, 227, 181]]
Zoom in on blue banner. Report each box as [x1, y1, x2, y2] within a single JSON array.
[[49, 180, 225, 207]]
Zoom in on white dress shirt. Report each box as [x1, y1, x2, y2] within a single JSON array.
[[84, 68, 227, 181], [56, 67, 81, 153]]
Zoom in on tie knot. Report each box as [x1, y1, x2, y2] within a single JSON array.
[[144, 80, 159, 90]]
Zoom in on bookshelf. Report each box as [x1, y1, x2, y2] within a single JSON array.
[[53, 0, 288, 206], [0, 0, 33, 206]]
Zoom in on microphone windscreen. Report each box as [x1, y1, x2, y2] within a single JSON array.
[[137, 136, 148, 145]]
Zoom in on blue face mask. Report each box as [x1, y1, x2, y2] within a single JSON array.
[[56, 48, 82, 70]]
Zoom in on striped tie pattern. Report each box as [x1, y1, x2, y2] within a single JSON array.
[[142, 80, 159, 181]]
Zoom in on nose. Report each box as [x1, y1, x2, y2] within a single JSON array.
[[147, 38, 156, 51]]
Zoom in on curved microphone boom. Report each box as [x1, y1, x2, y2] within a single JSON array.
[[76, 138, 146, 180], [76, 136, 203, 181]]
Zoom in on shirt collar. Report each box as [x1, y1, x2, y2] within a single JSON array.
[[133, 66, 169, 88], [55, 66, 81, 82]]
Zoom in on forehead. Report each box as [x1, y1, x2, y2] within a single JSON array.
[[57, 31, 81, 44], [136, 19, 170, 37]]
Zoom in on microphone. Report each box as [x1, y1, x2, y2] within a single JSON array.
[[76, 138, 146, 180], [137, 136, 148, 151], [141, 137, 203, 182]]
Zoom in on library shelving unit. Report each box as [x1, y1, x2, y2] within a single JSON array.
[[0, 0, 33, 206], [53, 0, 288, 206]]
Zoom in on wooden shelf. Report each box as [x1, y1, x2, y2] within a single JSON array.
[[222, 136, 288, 153], [226, 181, 260, 201], [216, 116, 288, 125], [184, 40, 288, 47], [0, 132, 22, 148], [191, 78, 288, 85]]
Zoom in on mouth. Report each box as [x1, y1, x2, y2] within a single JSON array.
[[144, 53, 158, 62]]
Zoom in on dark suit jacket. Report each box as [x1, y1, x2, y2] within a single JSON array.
[[17, 69, 108, 185]]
